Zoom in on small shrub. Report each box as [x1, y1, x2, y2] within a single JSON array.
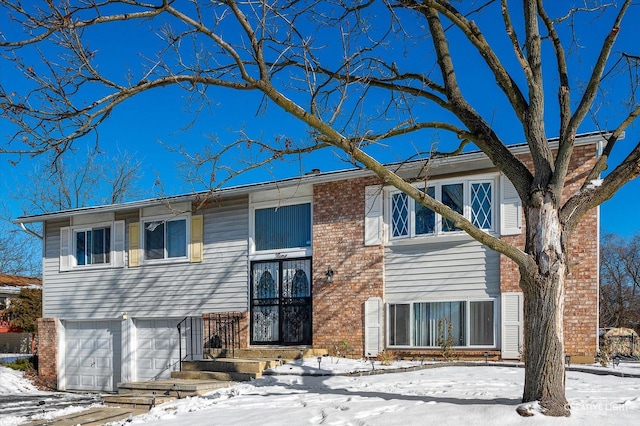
[[377, 351, 392, 366], [1, 356, 35, 371], [436, 318, 457, 360], [328, 340, 350, 359]]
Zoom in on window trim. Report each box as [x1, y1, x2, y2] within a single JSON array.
[[387, 174, 497, 241], [140, 213, 191, 264], [249, 197, 313, 256], [65, 221, 117, 270], [386, 298, 497, 349]]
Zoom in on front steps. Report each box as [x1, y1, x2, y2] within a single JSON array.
[[104, 348, 327, 411], [177, 347, 328, 381], [103, 379, 234, 410]]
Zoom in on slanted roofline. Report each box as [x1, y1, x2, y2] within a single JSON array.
[[14, 131, 609, 224]]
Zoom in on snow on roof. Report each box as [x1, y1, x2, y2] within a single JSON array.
[[0, 274, 42, 288]]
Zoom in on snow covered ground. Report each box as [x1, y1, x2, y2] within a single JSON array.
[[2, 358, 640, 425], [0, 366, 100, 426]]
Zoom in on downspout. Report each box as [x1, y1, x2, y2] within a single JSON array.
[[20, 223, 43, 240]]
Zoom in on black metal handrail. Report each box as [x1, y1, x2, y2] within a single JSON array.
[[203, 313, 242, 358], [177, 316, 203, 371]]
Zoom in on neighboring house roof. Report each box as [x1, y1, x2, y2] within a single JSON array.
[[0, 275, 42, 297], [13, 131, 609, 224]]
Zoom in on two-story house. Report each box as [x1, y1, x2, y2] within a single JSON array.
[[16, 135, 601, 392]]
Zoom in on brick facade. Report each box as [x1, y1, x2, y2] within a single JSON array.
[[311, 144, 599, 361], [500, 143, 599, 361], [312, 177, 384, 357], [36, 318, 58, 389]]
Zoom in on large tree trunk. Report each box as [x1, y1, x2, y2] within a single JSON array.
[[520, 192, 570, 416]]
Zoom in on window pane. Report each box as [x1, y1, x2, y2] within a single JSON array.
[[389, 304, 410, 345], [167, 220, 187, 258], [470, 301, 494, 345], [471, 183, 493, 230], [75, 231, 86, 266], [414, 301, 466, 346], [391, 193, 409, 237], [255, 203, 311, 251], [442, 184, 463, 232], [414, 302, 431, 346], [415, 186, 435, 235], [91, 228, 111, 264], [145, 221, 165, 260]]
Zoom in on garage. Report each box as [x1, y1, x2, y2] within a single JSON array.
[[135, 319, 181, 381], [64, 320, 121, 392]]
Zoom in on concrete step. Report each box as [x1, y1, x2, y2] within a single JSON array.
[[116, 378, 235, 397], [206, 348, 328, 360], [171, 370, 257, 381], [182, 358, 270, 374], [25, 407, 147, 426], [103, 394, 176, 410]]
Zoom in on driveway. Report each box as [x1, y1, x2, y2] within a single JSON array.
[[0, 392, 100, 422]]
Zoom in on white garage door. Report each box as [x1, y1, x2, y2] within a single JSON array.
[[136, 319, 181, 381], [65, 320, 121, 392]]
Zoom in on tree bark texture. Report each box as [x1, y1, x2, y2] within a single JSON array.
[[520, 192, 570, 416]]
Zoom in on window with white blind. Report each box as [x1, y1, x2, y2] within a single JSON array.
[[253, 203, 312, 252], [388, 299, 496, 348]]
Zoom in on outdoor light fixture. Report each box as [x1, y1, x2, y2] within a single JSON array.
[[565, 354, 571, 367], [484, 351, 489, 364], [325, 267, 334, 283]]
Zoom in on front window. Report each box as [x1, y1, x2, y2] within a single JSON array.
[[144, 218, 187, 260], [254, 203, 311, 251], [390, 178, 494, 239], [74, 227, 111, 266], [388, 300, 495, 348]]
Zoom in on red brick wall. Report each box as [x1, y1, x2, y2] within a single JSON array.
[[500, 143, 599, 360], [36, 318, 58, 389], [312, 177, 384, 357]]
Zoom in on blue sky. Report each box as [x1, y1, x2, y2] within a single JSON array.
[[1, 1, 639, 237]]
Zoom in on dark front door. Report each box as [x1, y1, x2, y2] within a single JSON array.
[[250, 258, 312, 345]]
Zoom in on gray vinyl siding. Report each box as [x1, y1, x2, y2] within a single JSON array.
[[385, 237, 500, 302], [42, 197, 249, 319]]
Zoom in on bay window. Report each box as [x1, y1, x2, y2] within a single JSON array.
[[388, 299, 495, 348]]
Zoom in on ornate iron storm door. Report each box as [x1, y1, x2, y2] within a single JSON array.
[[250, 258, 312, 345]]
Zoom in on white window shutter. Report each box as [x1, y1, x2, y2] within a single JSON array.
[[59, 226, 72, 272], [500, 174, 522, 236], [364, 297, 383, 357], [501, 292, 523, 359], [190, 215, 204, 263], [113, 220, 125, 268], [128, 222, 140, 267], [364, 185, 383, 246]]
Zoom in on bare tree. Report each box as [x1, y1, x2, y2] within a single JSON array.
[[600, 233, 640, 333], [11, 148, 144, 215], [1, 148, 142, 276], [1, 0, 640, 416], [0, 219, 40, 277]]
